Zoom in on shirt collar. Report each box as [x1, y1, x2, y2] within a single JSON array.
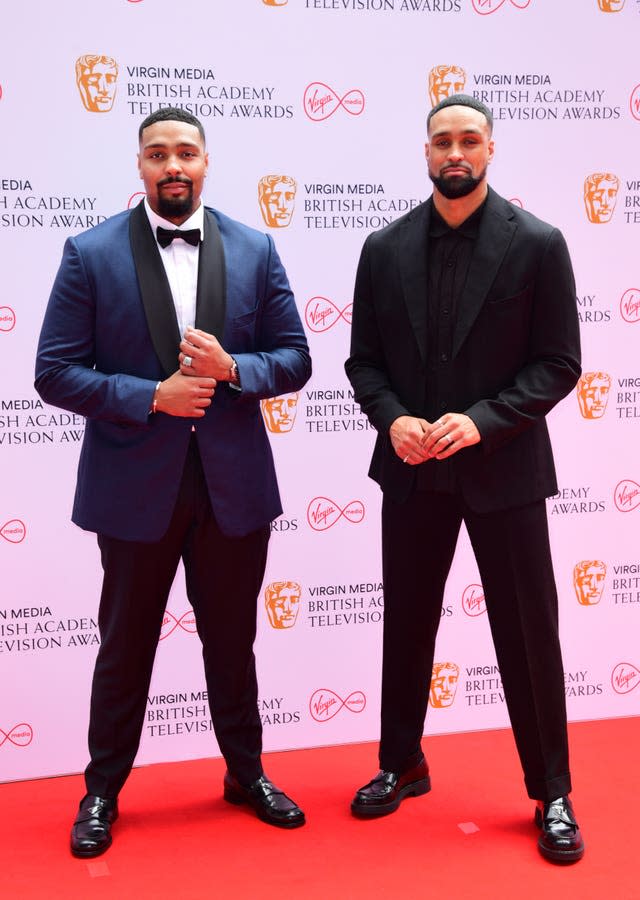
[[144, 198, 205, 244], [429, 196, 487, 240]]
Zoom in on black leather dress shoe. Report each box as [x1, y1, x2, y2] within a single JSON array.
[[351, 757, 431, 818], [70, 794, 119, 858], [223, 772, 305, 828], [535, 795, 584, 862]]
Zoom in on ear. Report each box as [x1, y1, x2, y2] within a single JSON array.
[[137, 153, 142, 179], [487, 139, 495, 165]]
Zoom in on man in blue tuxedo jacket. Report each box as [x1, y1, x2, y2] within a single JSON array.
[[35, 107, 311, 857]]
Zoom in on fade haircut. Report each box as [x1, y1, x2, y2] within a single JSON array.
[[427, 93, 493, 136], [138, 107, 206, 145]]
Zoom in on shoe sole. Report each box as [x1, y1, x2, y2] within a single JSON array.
[[224, 785, 306, 829], [351, 776, 431, 818], [537, 838, 585, 863]]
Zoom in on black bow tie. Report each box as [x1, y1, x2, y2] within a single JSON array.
[[156, 226, 201, 248]]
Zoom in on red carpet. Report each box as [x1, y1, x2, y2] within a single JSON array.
[[1, 717, 638, 899]]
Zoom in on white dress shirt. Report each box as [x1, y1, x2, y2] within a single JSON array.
[[144, 198, 204, 338]]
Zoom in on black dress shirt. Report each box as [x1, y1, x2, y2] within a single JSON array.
[[417, 198, 486, 493]]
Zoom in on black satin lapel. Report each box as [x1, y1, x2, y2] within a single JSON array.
[[452, 196, 516, 359], [129, 201, 181, 376], [398, 203, 430, 365], [196, 210, 226, 339]]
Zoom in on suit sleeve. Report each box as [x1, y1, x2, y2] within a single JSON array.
[[465, 227, 582, 454], [34, 237, 157, 424], [230, 235, 311, 398], [345, 236, 410, 433]]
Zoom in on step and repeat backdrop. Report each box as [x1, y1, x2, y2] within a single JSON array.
[[1, 0, 639, 781]]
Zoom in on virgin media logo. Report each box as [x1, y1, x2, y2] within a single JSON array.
[[305, 296, 352, 333], [471, 0, 531, 13], [309, 688, 366, 722], [127, 191, 146, 209], [462, 584, 486, 617], [620, 289, 640, 323], [303, 82, 365, 122], [614, 480, 640, 512], [159, 609, 197, 640], [611, 662, 640, 695], [1, 519, 26, 544], [0, 307, 16, 332], [509, 198, 524, 209], [0, 723, 33, 748], [630, 84, 640, 122], [306, 497, 365, 531]]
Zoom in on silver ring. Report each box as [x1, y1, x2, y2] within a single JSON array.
[[445, 433, 453, 444], [403, 455, 409, 464], [183, 355, 193, 367]]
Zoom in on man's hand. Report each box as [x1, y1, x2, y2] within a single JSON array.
[[390, 415, 435, 465], [155, 370, 216, 418], [179, 327, 234, 381], [421, 413, 480, 460]]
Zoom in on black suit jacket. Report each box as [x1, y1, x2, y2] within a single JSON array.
[[345, 187, 581, 513]]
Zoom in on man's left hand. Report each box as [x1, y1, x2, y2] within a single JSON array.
[[421, 413, 480, 460], [179, 328, 234, 381]]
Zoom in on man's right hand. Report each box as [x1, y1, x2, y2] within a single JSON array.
[[389, 415, 435, 465], [154, 371, 216, 418]]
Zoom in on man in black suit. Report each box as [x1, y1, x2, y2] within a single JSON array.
[[36, 108, 311, 857], [345, 94, 584, 863]]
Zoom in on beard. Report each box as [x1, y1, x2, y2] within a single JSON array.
[[156, 176, 195, 219], [429, 165, 487, 200]]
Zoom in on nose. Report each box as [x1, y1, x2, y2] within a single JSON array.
[[447, 143, 464, 162], [165, 154, 183, 176]]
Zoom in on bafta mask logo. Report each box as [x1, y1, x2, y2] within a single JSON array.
[[576, 372, 611, 419], [75, 55, 118, 113], [584, 173, 619, 224], [261, 392, 299, 433], [258, 175, 297, 228], [265, 581, 301, 629], [598, 0, 625, 10], [429, 661, 459, 709], [428, 65, 467, 106], [573, 560, 606, 606], [263, 0, 288, 5]]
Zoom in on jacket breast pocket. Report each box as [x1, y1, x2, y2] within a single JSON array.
[[486, 283, 533, 309]]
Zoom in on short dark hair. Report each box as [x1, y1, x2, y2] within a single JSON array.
[[138, 107, 206, 145], [427, 93, 493, 135]]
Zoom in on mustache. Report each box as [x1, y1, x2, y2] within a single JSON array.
[[157, 176, 193, 187], [441, 163, 473, 174]]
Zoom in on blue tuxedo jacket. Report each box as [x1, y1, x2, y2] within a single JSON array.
[[35, 203, 311, 540]]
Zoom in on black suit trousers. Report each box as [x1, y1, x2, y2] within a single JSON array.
[[379, 489, 571, 802], [85, 436, 269, 798]]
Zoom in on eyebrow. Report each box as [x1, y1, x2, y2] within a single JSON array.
[[142, 141, 201, 150], [430, 127, 484, 139]]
